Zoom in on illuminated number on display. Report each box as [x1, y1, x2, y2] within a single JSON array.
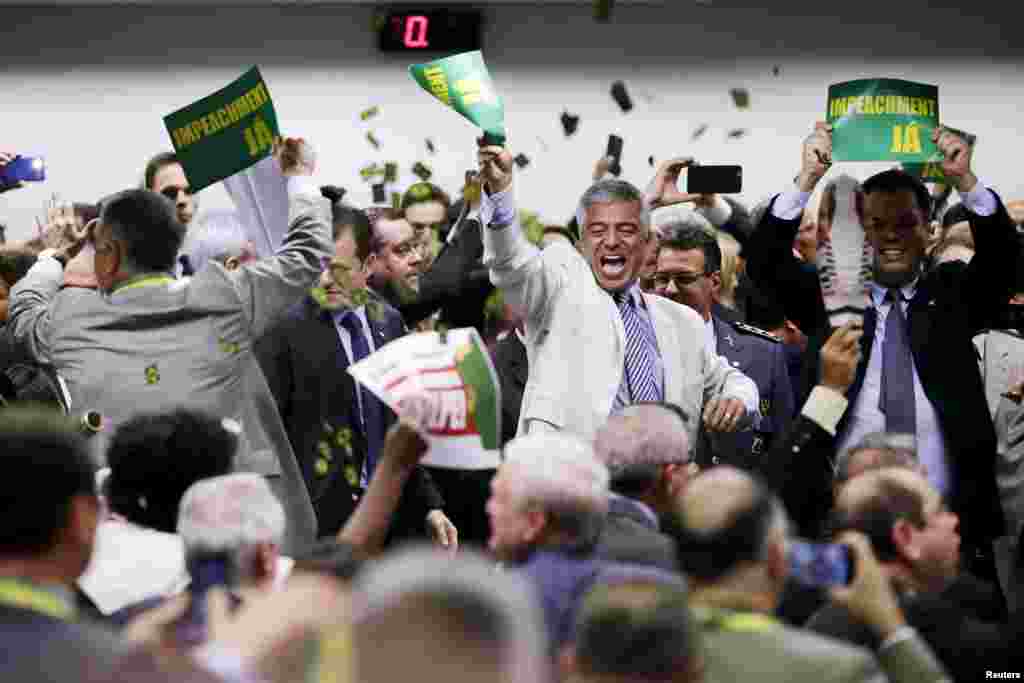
[[404, 15, 429, 48]]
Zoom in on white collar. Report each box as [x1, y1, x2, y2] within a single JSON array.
[[870, 276, 920, 307]]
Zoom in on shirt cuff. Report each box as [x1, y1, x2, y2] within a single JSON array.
[[697, 195, 733, 227], [287, 175, 320, 201], [193, 643, 260, 683], [801, 386, 849, 436], [480, 185, 516, 229], [961, 181, 996, 217], [878, 625, 916, 653], [770, 190, 812, 221]]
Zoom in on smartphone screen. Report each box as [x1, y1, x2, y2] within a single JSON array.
[[606, 135, 623, 176], [685, 165, 742, 194], [0, 156, 45, 185], [787, 540, 853, 587]]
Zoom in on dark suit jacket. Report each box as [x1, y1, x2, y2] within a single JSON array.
[[808, 588, 1024, 681], [748, 193, 1019, 547], [256, 295, 443, 539], [394, 209, 495, 335], [596, 495, 678, 572], [699, 315, 796, 469], [493, 330, 527, 446]]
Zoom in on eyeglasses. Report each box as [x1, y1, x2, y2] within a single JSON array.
[[652, 271, 706, 289]]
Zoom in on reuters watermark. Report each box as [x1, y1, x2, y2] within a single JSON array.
[[986, 673, 1022, 680]]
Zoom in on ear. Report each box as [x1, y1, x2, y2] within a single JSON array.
[[558, 646, 579, 682], [709, 271, 722, 294], [523, 508, 548, 545], [66, 494, 99, 550], [766, 535, 787, 582], [892, 519, 920, 561], [223, 256, 241, 271], [259, 543, 279, 580], [662, 463, 689, 499]]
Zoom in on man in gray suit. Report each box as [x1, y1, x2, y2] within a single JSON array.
[[7, 138, 332, 553], [593, 402, 694, 572], [667, 467, 949, 683]]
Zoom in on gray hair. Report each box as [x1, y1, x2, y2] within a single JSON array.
[[651, 205, 714, 238], [183, 209, 251, 272], [595, 404, 690, 497], [353, 547, 546, 683], [177, 474, 286, 568], [576, 179, 651, 236], [835, 432, 918, 484], [503, 432, 610, 548]]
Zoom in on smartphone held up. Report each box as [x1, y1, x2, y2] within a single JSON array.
[[788, 540, 854, 588], [0, 155, 46, 186]]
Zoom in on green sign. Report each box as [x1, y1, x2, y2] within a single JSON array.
[[409, 50, 506, 145], [827, 78, 939, 164], [164, 67, 280, 192]]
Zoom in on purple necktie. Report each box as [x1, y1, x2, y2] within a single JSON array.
[[878, 289, 916, 434]]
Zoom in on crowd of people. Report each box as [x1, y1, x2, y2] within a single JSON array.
[[0, 109, 1022, 683]]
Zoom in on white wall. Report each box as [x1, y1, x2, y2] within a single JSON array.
[[1, 2, 1022, 240]]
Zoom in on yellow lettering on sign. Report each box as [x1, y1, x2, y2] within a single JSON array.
[[423, 66, 450, 106], [243, 116, 275, 158], [902, 123, 922, 154], [454, 78, 482, 106], [864, 97, 877, 115], [891, 125, 904, 153]]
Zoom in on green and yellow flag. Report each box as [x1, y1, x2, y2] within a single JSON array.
[[409, 50, 506, 145]]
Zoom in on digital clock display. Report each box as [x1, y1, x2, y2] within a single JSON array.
[[377, 8, 483, 52]]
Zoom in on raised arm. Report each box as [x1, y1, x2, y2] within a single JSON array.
[[478, 144, 574, 330], [8, 203, 92, 364], [930, 126, 1021, 335], [226, 138, 333, 340]]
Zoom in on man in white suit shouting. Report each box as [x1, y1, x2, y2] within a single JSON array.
[[477, 143, 758, 447]]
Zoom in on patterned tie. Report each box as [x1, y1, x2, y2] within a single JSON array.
[[613, 290, 660, 403], [339, 311, 384, 478], [878, 289, 916, 434]]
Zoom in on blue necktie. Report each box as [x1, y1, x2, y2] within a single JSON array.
[[340, 311, 383, 478], [613, 290, 660, 403], [878, 289, 916, 434]]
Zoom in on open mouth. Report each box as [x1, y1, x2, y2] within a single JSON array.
[[599, 255, 628, 278], [879, 248, 906, 262]]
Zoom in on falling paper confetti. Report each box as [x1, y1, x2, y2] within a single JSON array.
[[729, 88, 750, 109], [360, 163, 385, 181], [366, 131, 381, 149], [425, 138, 436, 154], [772, 65, 781, 77], [610, 81, 633, 113], [412, 162, 433, 181], [727, 128, 748, 139], [384, 162, 398, 183], [594, 0, 613, 21], [691, 124, 708, 141], [372, 183, 386, 204], [360, 105, 380, 121], [514, 153, 531, 169], [560, 110, 580, 137]]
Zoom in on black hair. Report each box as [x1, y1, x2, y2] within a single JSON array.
[[744, 286, 787, 331], [575, 580, 696, 679], [320, 189, 372, 263], [143, 152, 180, 191], [105, 409, 237, 534], [941, 202, 970, 230], [401, 182, 451, 211], [0, 407, 94, 555], [859, 169, 932, 220], [101, 189, 186, 273], [659, 224, 723, 274], [0, 248, 40, 288], [665, 475, 778, 581]]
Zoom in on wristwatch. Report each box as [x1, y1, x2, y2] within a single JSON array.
[[37, 248, 68, 269]]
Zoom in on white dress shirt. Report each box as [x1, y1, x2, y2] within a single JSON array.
[[835, 281, 951, 495]]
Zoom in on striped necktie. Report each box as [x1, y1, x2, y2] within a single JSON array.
[[613, 289, 659, 403], [878, 288, 916, 434]]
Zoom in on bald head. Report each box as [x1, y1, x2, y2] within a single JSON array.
[[833, 467, 937, 562], [680, 467, 758, 533], [596, 404, 690, 470], [668, 467, 785, 584]]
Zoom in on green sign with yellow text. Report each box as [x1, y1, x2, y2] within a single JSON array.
[[409, 51, 506, 145], [827, 78, 940, 164], [164, 67, 280, 192]]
